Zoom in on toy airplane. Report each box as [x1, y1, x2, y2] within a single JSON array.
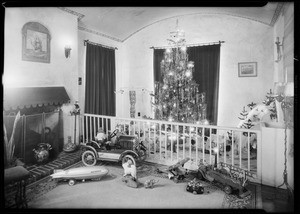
[[155, 157, 190, 183], [50, 166, 109, 186]]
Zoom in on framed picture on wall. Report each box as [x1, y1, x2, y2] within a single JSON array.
[[22, 22, 51, 63], [238, 62, 257, 77]]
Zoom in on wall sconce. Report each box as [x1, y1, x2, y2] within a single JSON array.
[[65, 45, 72, 58], [275, 37, 283, 63]]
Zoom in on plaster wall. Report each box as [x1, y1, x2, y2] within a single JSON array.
[[4, 7, 79, 146], [4, 7, 79, 102], [273, 14, 285, 83], [121, 14, 274, 127]]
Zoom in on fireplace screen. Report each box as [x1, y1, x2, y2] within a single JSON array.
[[4, 111, 63, 165]]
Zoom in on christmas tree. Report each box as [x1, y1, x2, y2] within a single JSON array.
[[152, 22, 207, 124]]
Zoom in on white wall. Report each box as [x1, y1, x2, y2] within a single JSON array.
[[273, 13, 285, 83], [4, 7, 79, 102], [4, 7, 79, 146], [121, 14, 274, 127]]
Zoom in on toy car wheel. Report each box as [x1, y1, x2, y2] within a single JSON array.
[[68, 179, 76, 186], [224, 185, 232, 194], [82, 150, 97, 166], [122, 154, 136, 166]]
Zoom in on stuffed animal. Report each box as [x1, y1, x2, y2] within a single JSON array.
[[95, 128, 107, 141], [122, 159, 137, 180], [144, 179, 159, 189], [95, 128, 108, 149], [238, 104, 272, 129]]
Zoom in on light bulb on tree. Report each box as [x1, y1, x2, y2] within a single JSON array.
[[185, 71, 191, 77], [187, 61, 194, 68], [180, 46, 187, 51]]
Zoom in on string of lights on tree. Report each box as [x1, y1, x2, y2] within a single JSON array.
[[151, 21, 207, 124]]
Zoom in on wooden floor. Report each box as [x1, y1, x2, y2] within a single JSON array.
[[5, 148, 294, 211], [260, 184, 294, 212]]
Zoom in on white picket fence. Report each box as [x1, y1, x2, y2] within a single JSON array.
[[80, 114, 261, 182]]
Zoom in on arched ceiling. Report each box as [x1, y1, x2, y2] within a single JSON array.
[[60, 2, 284, 43]]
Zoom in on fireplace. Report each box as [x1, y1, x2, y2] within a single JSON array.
[[3, 87, 70, 165]]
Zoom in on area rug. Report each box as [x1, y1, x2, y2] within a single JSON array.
[[24, 161, 256, 209]]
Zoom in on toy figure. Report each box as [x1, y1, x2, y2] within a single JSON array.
[[144, 179, 159, 189], [122, 159, 138, 188], [186, 178, 204, 194], [122, 159, 137, 180], [95, 128, 108, 149]]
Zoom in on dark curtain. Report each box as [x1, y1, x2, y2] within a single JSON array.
[[85, 43, 116, 116], [153, 49, 165, 82], [153, 44, 220, 124], [188, 44, 220, 125]]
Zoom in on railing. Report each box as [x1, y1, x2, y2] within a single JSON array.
[[81, 114, 261, 182]]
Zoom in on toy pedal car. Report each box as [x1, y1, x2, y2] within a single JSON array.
[[186, 178, 204, 194], [80, 129, 147, 167]]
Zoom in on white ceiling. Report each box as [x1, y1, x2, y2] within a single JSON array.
[[62, 2, 283, 42]]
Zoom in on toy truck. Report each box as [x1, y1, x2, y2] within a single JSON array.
[[198, 162, 251, 198]]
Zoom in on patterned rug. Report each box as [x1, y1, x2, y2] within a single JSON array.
[[19, 161, 255, 209]]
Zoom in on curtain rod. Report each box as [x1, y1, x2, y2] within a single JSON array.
[[84, 40, 118, 50], [150, 41, 225, 49]]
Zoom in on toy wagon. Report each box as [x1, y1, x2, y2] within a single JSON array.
[[80, 129, 147, 167]]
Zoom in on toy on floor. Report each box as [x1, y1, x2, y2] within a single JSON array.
[[81, 129, 147, 167], [122, 175, 139, 188], [122, 158, 137, 180], [122, 158, 139, 188], [186, 178, 204, 194], [197, 162, 252, 198], [50, 166, 109, 186], [155, 157, 190, 183], [144, 179, 159, 189]]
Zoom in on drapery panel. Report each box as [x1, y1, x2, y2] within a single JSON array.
[[85, 43, 116, 116], [153, 44, 220, 124]]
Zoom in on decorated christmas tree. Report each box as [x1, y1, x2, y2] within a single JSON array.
[[152, 22, 207, 124]]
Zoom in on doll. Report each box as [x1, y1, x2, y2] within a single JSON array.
[[122, 159, 137, 181], [95, 128, 107, 149]]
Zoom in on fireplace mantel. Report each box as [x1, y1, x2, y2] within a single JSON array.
[[3, 86, 70, 111]]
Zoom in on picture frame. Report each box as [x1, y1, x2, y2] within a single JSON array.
[[238, 62, 257, 77], [22, 22, 51, 63]]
